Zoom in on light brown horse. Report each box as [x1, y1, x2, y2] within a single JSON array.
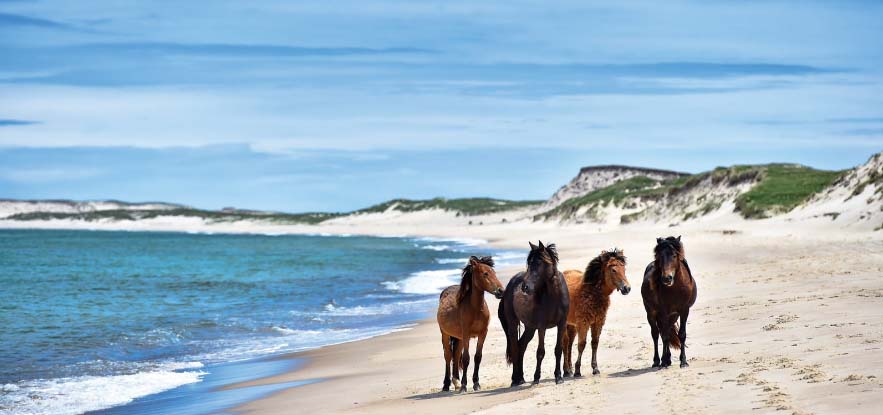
[[436, 256, 504, 392], [562, 248, 630, 377]]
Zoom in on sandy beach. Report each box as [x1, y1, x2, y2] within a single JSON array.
[[202, 215, 883, 415], [2, 158, 881, 414]]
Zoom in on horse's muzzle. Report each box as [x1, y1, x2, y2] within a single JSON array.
[[493, 288, 504, 299], [620, 285, 631, 295], [662, 275, 674, 286]]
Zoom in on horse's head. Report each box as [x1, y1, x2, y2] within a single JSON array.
[[585, 248, 630, 295], [471, 255, 504, 299], [459, 255, 503, 301], [527, 240, 559, 284], [654, 236, 684, 287]]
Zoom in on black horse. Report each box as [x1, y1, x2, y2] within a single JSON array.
[[498, 241, 570, 386], [641, 236, 698, 368]]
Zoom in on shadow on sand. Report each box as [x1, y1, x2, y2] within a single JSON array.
[[405, 378, 569, 401], [606, 366, 659, 378]]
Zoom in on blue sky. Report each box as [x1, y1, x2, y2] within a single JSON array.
[[1, 1, 882, 212]]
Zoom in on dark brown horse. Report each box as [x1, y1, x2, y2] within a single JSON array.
[[437, 256, 504, 392], [641, 236, 697, 368], [498, 241, 569, 386], [562, 248, 630, 377]]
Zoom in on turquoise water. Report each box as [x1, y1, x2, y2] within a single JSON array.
[[0, 229, 521, 415]]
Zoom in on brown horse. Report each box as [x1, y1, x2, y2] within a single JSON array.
[[641, 236, 698, 368], [437, 256, 504, 392], [498, 241, 569, 386], [562, 248, 630, 377]]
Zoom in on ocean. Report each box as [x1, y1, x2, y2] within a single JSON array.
[[0, 229, 523, 415]]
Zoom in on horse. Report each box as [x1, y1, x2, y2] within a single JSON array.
[[641, 236, 698, 368], [436, 255, 504, 392], [562, 248, 630, 377], [498, 241, 570, 386]]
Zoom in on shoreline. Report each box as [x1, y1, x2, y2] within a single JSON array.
[[0, 227, 525, 415], [4, 217, 883, 414], [226, 221, 883, 415]]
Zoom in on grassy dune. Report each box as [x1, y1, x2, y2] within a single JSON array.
[[356, 197, 542, 216], [536, 163, 843, 222]]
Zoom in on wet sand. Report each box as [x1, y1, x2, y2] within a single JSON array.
[[230, 221, 883, 414]]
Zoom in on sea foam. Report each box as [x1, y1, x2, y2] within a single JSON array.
[[0, 362, 205, 415], [382, 269, 462, 294]]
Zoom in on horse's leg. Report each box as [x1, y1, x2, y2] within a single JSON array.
[[515, 327, 535, 386], [554, 319, 565, 384], [574, 325, 589, 377], [647, 314, 660, 367], [506, 319, 522, 387], [472, 327, 487, 391], [590, 324, 603, 375], [532, 328, 546, 384], [679, 309, 690, 368], [458, 335, 471, 393], [562, 325, 576, 377], [452, 338, 461, 389], [658, 315, 672, 368], [441, 333, 452, 391]]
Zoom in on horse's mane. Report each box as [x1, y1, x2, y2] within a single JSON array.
[[527, 243, 558, 268], [584, 248, 626, 285], [654, 236, 684, 259], [458, 255, 495, 303]]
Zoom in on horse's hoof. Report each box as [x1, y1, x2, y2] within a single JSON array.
[[473, 383, 481, 391], [510, 380, 524, 387], [574, 372, 583, 378], [592, 369, 600, 375], [563, 371, 572, 378], [651, 362, 660, 368], [532, 379, 540, 385], [452, 379, 460, 388], [457, 386, 467, 394], [680, 361, 689, 368], [555, 377, 564, 385], [442, 385, 450, 392]]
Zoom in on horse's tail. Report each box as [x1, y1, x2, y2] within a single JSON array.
[[498, 298, 515, 365], [669, 321, 681, 350]]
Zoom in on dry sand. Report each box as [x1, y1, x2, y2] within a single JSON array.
[[215, 216, 883, 415]]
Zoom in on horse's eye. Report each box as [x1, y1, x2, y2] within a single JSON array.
[[484, 272, 489, 276]]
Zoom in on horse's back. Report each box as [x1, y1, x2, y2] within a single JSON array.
[[437, 285, 460, 333], [506, 271, 526, 291], [563, 269, 582, 292]]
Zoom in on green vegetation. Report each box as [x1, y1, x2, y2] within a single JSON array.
[[537, 176, 664, 220], [537, 163, 844, 223], [851, 167, 882, 197], [620, 210, 644, 224], [7, 208, 341, 224], [734, 164, 842, 219], [683, 200, 723, 221], [7, 198, 542, 224], [356, 197, 542, 216]]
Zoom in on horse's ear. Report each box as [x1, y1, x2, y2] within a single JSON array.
[[538, 240, 545, 250], [676, 235, 681, 242], [656, 237, 663, 244], [601, 249, 607, 255], [529, 241, 538, 251]]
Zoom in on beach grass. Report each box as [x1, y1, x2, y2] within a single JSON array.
[[356, 197, 543, 216], [6, 208, 342, 224], [734, 164, 843, 218]]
